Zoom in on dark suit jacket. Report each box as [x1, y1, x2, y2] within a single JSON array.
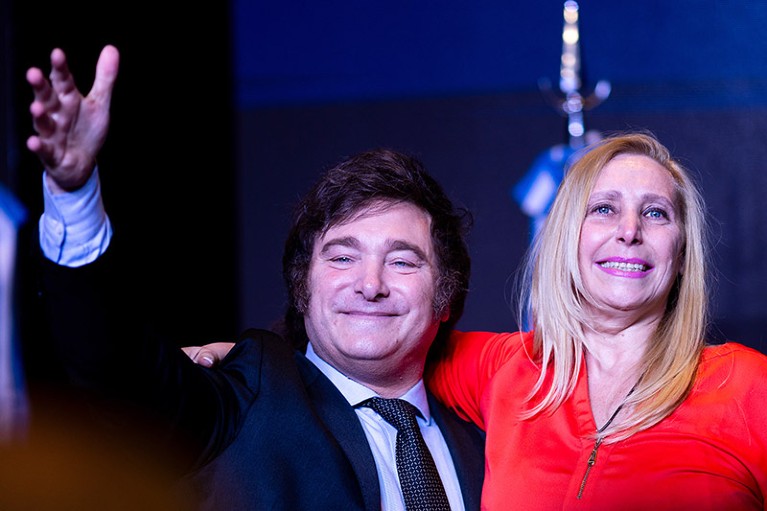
[[37, 249, 485, 510]]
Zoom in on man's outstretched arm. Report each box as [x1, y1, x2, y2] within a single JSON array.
[[28, 46, 119, 266]]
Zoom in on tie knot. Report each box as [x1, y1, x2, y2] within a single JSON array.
[[363, 397, 420, 433]]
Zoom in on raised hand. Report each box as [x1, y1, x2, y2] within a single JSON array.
[[26, 45, 120, 193]]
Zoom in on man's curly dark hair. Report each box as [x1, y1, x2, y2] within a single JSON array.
[[280, 148, 472, 356]]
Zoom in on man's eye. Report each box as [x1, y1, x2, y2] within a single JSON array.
[[330, 256, 353, 263]]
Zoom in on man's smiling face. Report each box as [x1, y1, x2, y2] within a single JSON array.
[[303, 201, 445, 395]]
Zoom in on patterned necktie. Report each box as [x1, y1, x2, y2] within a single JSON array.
[[363, 397, 451, 511]]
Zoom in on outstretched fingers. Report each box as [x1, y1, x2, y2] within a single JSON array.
[[89, 45, 120, 104], [26, 67, 62, 166], [27, 67, 59, 130], [26, 135, 55, 164], [26, 45, 120, 191]]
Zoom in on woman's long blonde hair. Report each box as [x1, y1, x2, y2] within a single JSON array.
[[519, 132, 709, 441]]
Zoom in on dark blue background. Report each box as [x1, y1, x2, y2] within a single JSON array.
[[230, 1, 767, 351], [6, 1, 767, 353], [233, 2, 767, 106]]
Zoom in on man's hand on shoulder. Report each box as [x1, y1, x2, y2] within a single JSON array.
[[182, 342, 236, 368]]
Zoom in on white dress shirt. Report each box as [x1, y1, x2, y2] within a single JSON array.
[[305, 343, 465, 511], [39, 169, 111, 266]]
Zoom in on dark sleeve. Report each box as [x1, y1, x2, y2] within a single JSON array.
[[35, 241, 265, 472]]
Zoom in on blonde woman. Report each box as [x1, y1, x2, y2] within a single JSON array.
[[428, 133, 767, 510]]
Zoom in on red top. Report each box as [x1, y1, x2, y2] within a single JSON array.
[[428, 331, 767, 510]]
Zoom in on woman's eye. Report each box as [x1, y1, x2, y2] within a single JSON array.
[[592, 204, 612, 215], [645, 208, 668, 219]]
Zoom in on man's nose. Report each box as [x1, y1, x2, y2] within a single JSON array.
[[355, 261, 390, 300]]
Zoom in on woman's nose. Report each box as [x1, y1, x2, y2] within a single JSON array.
[[616, 213, 642, 244]]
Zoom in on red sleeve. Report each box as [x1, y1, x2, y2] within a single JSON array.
[[426, 330, 529, 430], [709, 344, 767, 499]]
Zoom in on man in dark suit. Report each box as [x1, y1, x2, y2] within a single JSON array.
[[27, 46, 484, 510]]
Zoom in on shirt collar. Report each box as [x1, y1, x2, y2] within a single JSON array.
[[305, 342, 432, 421]]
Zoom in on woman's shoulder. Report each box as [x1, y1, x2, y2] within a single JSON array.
[[691, 343, 767, 445], [697, 342, 767, 390], [450, 329, 532, 343], [447, 330, 534, 367], [702, 342, 767, 366], [449, 329, 533, 350]]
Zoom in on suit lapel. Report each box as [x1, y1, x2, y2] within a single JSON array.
[[295, 353, 381, 511]]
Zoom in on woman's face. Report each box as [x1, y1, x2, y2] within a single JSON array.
[[578, 154, 684, 320]]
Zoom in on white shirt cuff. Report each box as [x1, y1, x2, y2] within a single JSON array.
[[39, 168, 112, 267]]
